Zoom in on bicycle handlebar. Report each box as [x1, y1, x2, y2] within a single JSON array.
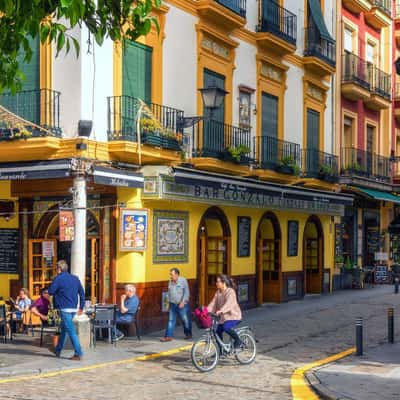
[[208, 312, 221, 321]]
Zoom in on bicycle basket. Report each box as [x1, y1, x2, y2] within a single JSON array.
[[193, 307, 212, 329]]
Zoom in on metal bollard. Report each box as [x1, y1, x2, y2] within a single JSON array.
[[395, 278, 399, 294], [388, 308, 394, 344], [356, 317, 363, 356]]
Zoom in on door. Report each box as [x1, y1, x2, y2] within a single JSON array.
[[261, 92, 279, 167], [306, 108, 320, 174], [28, 239, 57, 298], [206, 236, 228, 304], [203, 69, 225, 157]]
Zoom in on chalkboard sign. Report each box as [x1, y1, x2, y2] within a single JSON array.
[[374, 265, 389, 284], [0, 229, 19, 274], [287, 220, 299, 257], [237, 217, 251, 257]]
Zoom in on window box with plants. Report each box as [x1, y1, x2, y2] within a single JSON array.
[[318, 164, 337, 182], [0, 127, 33, 141], [275, 155, 301, 176], [140, 118, 181, 151], [341, 162, 367, 177], [219, 145, 252, 165]]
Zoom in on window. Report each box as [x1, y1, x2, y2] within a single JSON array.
[[261, 92, 278, 138], [343, 116, 353, 149], [344, 27, 353, 53], [366, 42, 376, 65]]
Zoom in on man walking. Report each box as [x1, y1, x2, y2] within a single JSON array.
[[48, 260, 85, 360], [160, 268, 192, 342]]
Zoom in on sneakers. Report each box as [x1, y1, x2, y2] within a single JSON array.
[[69, 355, 81, 361], [114, 333, 125, 342], [160, 337, 173, 342], [49, 348, 61, 358]]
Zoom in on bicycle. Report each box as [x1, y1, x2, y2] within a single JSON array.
[[191, 313, 257, 372]]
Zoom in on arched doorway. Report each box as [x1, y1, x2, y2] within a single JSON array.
[[31, 207, 100, 303], [303, 215, 324, 294], [256, 212, 282, 304], [197, 207, 231, 305]]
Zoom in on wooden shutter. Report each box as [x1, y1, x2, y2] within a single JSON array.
[[18, 36, 40, 91], [122, 41, 152, 104], [306, 109, 320, 150], [262, 92, 278, 138]]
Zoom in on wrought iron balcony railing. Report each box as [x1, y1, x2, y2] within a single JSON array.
[[107, 95, 184, 151], [0, 89, 61, 137], [341, 147, 391, 183], [368, 64, 391, 100], [257, 0, 297, 45], [253, 135, 301, 173], [303, 148, 339, 182], [371, 0, 392, 16], [215, 0, 246, 18], [192, 118, 251, 164], [342, 52, 371, 89], [304, 27, 336, 66]]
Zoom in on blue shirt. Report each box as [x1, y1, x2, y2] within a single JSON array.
[[48, 272, 85, 312], [124, 295, 139, 316]]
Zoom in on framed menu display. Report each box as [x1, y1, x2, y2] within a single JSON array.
[[287, 220, 299, 257], [237, 216, 251, 257], [120, 209, 148, 251]]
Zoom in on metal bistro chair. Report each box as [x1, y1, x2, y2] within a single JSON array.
[[116, 304, 141, 341], [28, 309, 60, 347], [91, 305, 117, 348], [0, 305, 7, 343]]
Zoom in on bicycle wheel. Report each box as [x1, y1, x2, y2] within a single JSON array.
[[234, 331, 257, 365], [191, 337, 219, 372]]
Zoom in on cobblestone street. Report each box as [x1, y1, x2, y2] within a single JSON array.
[[1, 286, 399, 400]]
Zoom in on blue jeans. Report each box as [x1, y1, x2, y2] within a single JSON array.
[[165, 303, 192, 338], [56, 311, 83, 357], [114, 312, 133, 338], [216, 320, 241, 346]]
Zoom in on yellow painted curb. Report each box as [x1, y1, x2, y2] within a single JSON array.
[[291, 348, 355, 400], [0, 344, 192, 385]]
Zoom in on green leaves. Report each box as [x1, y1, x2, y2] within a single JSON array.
[[0, 0, 162, 92]]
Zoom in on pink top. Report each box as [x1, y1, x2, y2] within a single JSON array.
[[207, 287, 242, 323]]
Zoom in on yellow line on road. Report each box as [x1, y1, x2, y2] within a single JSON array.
[[291, 348, 355, 400], [0, 344, 192, 385]]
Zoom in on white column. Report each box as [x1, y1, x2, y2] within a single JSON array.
[[71, 175, 87, 289]]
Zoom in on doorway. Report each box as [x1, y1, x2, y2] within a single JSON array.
[[303, 216, 324, 294], [197, 207, 231, 305], [32, 209, 101, 303], [256, 212, 282, 304]]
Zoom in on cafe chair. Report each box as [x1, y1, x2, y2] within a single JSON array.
[[116, 305, 141, 341], [91, 305, 117, 348], [0, 305, 7, 343]]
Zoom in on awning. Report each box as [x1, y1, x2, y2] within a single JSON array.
[[93, 166, 143, 188], [308, 0, 334, 42], [356, 188, 400, 204]]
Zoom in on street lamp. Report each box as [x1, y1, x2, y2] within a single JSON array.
[[198, 85, 228, 119]]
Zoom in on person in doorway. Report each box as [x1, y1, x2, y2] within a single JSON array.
[[11, 288, 31, 333], [114, 284, 139, 341], [48, 260, 85, 361], [207, 274, 242, 349], [31, 288, 51, 322], [160, 268, 192, 342]]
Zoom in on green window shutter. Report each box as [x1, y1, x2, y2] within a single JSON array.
[[122, 40, 152, 104], [261, 92, 278, 138], [307, 108, 320, 150], [18, 36, 40, 91]]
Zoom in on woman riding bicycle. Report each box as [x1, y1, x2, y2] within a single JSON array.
[[207, 274, 242, 349]]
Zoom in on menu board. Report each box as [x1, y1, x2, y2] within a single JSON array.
[[287, 221, 299, 257], [0, 229, 19, 274], [374, 265, 389, 284], [120, 209, 148, 251], [237, 217, 251, 257], [334, 223, 343, 259], [367, 227, 380, 253]]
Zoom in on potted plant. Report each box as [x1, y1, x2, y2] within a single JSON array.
[[221, 145, 251, 164], [276, 155, 301, 176], [318, 163, 337, 182]]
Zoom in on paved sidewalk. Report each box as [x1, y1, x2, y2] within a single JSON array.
[[307, 343, 400, 400]]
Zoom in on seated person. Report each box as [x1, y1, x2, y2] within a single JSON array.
[[31, 288, 51, 323], [12, 288, 31, 333], [114, 284, 139, 341]]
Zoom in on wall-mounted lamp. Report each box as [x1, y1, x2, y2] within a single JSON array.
[[198, 85, 228, 119]]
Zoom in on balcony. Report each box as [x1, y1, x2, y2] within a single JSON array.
[[303, 27, 336, 77], [395, 83, 400, 122], [365, 0, 392, 29], [197, 0, 246, 31], [364, 65, 391, 110], [341, 52, 371, 101], [303, 149, 339, 182], [107, 96, 184, 163], [191, 118, 251, 172], [0, 89, 61, 139], [341, 147, 391, 186], [256, 0, 297, 56], [342, 0, 372, 14], [254, 135, 301, 176]]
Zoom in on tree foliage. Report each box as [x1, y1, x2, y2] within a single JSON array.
[[0, 0, 161, 92]]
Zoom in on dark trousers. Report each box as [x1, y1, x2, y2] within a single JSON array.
[[216, 320, 241, 346]]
